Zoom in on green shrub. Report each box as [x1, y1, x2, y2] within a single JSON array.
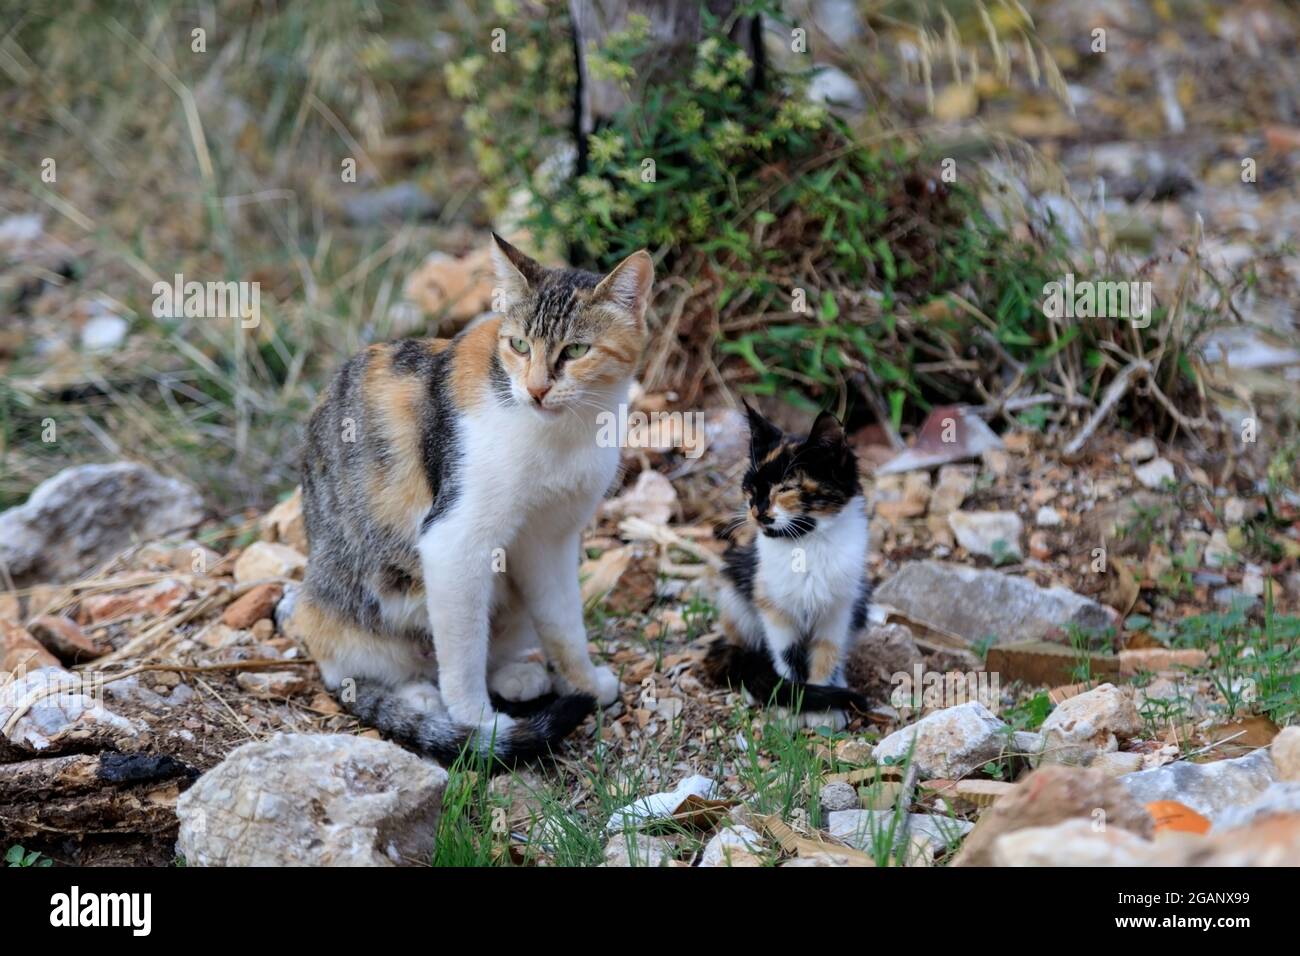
[[451, 0, 1217, 427]]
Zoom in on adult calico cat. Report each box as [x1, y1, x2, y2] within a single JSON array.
[[289, 235, 652, 764]]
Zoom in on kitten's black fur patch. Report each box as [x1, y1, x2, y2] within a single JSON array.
[[702, 639, 869, 713]]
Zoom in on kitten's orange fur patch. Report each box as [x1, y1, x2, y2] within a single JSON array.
[[808, 639, 840, 684], [774, 488, 801, 512], [753, 587, 793, 628], [451, 317, 502, 409]]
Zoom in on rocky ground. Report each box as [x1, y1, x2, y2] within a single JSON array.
[[2, 402, 1298, 865]]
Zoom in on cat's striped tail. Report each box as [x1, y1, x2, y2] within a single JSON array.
[[701, 638, 869, 713], [345, 679, 595, 767]]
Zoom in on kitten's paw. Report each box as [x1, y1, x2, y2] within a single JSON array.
[[490, 660, 553, 702], [797, 708, 849, 732]]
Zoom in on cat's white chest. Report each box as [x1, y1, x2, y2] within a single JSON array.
[[756, 498, 868, 625], [464, 400, 620, 514]]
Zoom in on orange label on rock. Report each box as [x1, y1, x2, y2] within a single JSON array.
[[1146, 800, 1210, 835]]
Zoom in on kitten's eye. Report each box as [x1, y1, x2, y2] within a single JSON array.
[[563, 343, 590, 360], [509, 337, 530, 355]]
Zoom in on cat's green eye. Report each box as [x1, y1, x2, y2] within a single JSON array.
[[563, 343, 590, 360], [509, 337, 530, 355]]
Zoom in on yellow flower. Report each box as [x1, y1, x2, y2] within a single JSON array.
[[710, 119, 748, 156], [624, 13, 651, 41], [464, 106, 489, 134], [725, 50, 752, 78], [518, 42, 541, 74], [444, 56, 484, 100], [588, 51, 634, 85], [675, 100, 705, 133], [587, 130, 625, 167]]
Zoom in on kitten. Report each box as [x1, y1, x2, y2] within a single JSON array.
[[289, 234, 653, 764], [704, 403, 871, 729]]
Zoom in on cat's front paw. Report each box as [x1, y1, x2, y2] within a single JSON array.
[[397, 681, 444, 713], [557, 665, 621, 707], [490, 660, 553, 702], [447, 698, 516, 736], [588, 665, 621, 707]]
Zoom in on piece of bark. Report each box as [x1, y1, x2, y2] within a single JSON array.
[[0, 751, 194, 839]]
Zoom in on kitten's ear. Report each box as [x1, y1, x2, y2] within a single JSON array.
[[591, 249, 654, 321], [490, 232, 544, 306], [805, 410, 846, 448], [744, 400, 782, 461]]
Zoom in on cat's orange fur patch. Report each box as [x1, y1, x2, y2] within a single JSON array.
[[451, 317, 502, 409], [290, 591, 431, 678], [557, 317, 643, 388], [365, 344, 433, 533], [288, 591, 358, 666], [591, 328, 640, 369]]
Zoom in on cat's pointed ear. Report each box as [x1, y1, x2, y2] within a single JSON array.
[[591, 249, 654, 321], [805, 409, 846, 448], [743, 400, 782, 461], [491, 232, 544, 307]]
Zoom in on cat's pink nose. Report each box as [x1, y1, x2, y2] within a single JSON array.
[[528, 383, 551, 404]]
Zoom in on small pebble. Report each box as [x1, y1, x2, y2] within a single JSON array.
[[819, 781, 859, 812]]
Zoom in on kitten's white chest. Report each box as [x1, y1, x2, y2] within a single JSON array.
[[756, 497, 868, 625]]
